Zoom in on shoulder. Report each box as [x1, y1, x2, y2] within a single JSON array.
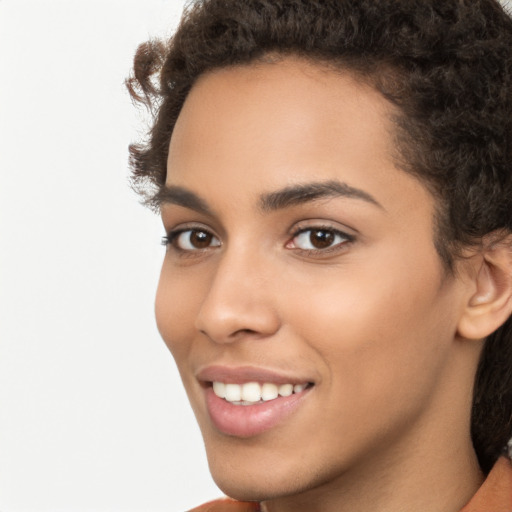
[[188, 498, 260, 512]]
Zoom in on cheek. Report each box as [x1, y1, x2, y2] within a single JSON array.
[[154, 262, 212, 427], [286, 254, 457, 419], [154, 260, 203, 361]]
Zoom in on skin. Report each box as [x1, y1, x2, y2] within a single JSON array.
[[155, 58, 487, 512]]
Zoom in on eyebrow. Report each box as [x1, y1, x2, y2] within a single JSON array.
[[259, 180, 383, 212], [154, 185, 214, 216], [156, 180, 383, 215]]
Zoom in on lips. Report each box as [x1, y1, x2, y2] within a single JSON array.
[[197, 366, 314, 437]]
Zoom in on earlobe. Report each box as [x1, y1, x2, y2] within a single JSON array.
[[457, 235, 512, 340]]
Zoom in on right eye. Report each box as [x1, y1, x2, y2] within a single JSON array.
[[163, 228, 221, 251]]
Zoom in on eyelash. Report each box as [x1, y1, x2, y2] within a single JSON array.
[[286, 225, 355, 255], [162, 225, 355, 257], [162, 227, 221, 254]]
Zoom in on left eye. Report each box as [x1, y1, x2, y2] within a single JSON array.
[[288, 228, 350, 250], [166, 228, 221, 251]]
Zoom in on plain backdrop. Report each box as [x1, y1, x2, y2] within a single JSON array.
[[0, 1, 221, 511], [2, 1, 512, 512]]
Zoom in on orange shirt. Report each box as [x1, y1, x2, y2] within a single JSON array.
[[190, 456, 512, 512], [459, 456, 512, 512]]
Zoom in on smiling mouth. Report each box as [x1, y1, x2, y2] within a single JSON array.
[[201, 373, 315, 437], [209, 381, 314, 405]]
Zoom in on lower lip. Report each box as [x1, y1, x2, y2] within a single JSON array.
[[205, 386, 311, 438]]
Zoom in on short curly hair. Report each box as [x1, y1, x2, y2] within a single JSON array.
[[127, 0, 512, 474]]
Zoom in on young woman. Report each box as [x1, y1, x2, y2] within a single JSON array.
[[127, 1, 512, 510]]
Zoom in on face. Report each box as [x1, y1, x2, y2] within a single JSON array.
[[156, 59, 471, 502]]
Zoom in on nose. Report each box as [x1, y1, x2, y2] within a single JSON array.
[[194, 246, 281, 344]]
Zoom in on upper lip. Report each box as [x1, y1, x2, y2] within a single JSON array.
[[196, 365, 314, 386]]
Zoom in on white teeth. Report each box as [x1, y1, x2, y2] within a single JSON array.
[[225, 383, 241, 402], [212, 381, 309, 404], [241, 382, 261, 403], [261, 383, 278, 401], [278, 383, 293, 397], [212, 381, 226, 399]]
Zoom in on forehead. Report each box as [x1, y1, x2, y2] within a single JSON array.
[[165, 57, 430, 217]]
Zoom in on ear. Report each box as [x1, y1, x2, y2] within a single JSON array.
[[457, 234, 512, 340]]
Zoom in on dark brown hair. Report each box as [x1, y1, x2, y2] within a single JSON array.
[[127, 0, 512, 473]]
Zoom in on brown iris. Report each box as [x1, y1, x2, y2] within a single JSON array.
[[309, 229, 335, 249], [190, 230, 214, 248]]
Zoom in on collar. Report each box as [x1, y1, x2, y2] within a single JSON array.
[[458, 456, 512, 512]]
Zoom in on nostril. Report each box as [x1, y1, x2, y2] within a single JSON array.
[[199, 327, 262, 342], [233, 328, 258, 336]]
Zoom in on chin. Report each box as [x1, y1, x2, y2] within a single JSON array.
[[211, 470, 293, 503], [206, 450, 273, 500], [206, 444, 327, 503]]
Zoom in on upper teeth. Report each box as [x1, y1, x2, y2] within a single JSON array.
[[213, 381, 308, 404]]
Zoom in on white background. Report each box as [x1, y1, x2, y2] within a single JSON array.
[[0, 1, 221, 511], [2, 1, 512, 511]]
